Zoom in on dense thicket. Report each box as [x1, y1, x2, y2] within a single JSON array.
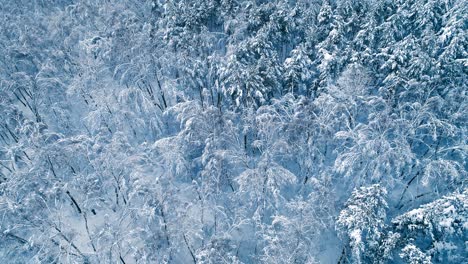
[[0, 0, 466, 263]]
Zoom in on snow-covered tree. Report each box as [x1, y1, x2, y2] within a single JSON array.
[[337, 184, 388, 263]]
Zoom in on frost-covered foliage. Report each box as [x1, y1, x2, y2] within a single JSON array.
[[392, 191, 468, 263], [0, 0, 466, 263], [337, 185, 388, 263]]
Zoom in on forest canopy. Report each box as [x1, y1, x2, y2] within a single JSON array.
[[0, 0, 466, 263]]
